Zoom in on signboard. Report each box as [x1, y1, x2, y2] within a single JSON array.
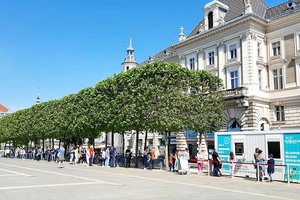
[[217, 135, 232, 174], [205, 132, 214, 139], [284, 133, 300, 181], [185, 130, 198, 139]]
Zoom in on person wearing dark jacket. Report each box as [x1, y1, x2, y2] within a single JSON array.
[[267, 154, 275, 182]]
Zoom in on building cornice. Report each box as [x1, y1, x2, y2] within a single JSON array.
[[173, 14, 267, 49]]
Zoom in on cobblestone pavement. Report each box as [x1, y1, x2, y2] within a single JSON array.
[[0, 158, 299, 200]]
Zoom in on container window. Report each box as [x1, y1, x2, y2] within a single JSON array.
[[267, 141, 281, 159], [235, 142, 244, 156]]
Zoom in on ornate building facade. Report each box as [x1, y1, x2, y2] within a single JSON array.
[[147, 0, 300, 136]]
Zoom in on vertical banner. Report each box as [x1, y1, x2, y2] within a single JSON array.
[[284, 133, 300, 182], [217, 135, 231, 174]]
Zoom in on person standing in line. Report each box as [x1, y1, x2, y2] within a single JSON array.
[[228, 152, 236, 179], [143, 147, 148, 170], [254, 148, 259, 180], [101, 148, 106, 167], [197, 151, 204, 175], [256, 149, 265, 181], [212, 149, 222, 176], [89, 146, 94, 166], [69, 146, 74, 164], [150, 147, 156, 169], [125, 147, 132, 168], [85, 147, 90, 167], [110, 146, 116, 167], [173, 151, 179, 172], [267, 154, 275, 182], [168, 152, 174, 172], [74, 146, 79, 164], [58, 144, 65, 168], [105, 147, 110, 167]]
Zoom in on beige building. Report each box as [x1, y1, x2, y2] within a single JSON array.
[[134, 0, 300, 155], [147, 0, 300, 134]]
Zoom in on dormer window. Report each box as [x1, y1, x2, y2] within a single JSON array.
[[204, 1, 229, 31], [208, 12, 213, 29]]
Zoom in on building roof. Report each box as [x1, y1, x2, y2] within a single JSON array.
[[0, 104, 8, 113], [188, 0, 268, 38], [265, 0, 300, 20]]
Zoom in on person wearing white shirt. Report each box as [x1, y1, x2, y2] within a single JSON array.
[[228, 152, 236, 179]]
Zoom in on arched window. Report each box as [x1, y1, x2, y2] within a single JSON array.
[[227, 119, 241, 132], [208, 12, 213, 29]]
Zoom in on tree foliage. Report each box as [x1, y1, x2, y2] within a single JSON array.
[[0, 62, 224, 147]]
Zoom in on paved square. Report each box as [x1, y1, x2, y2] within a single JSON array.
[[0, 158, 298, 200]]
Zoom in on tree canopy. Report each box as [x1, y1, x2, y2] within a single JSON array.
[[0, 61, 224, 147]]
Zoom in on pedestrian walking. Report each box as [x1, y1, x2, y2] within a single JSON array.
[[58, 144, 65, 168]]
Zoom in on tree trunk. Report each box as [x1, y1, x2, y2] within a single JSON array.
[[42, 138, 45, 153], [122, 132, 125, 156], [165, 132, 171, 171], [48, 138, 51, 147], [135, 130, 139, 168], [111, 131, 114, 147], [144, 131, 148, 150], [52, 138, 54, 148], [105, 133, 108, 148]]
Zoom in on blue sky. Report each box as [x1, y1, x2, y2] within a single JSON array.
[[0, 0, 283, 112]]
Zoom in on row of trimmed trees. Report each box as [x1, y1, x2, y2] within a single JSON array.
[[0, 62, 225, 166]]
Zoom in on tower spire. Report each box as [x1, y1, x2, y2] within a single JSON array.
[[179, 26, 186, 42], [36, 88, 40, 105], [128, 34, 133, 51], [122, 34, 138, 72]]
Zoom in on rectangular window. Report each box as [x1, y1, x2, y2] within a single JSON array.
[[275, 106, 285, 121], [258, 70, 262, 90], [229, 44, 237, 59], [257, 42, 261, 57], [272, 41, 281, 56], [230, 70, 239, 89], [273, 68, 283, 90], [235, 143, 244, 156], [267, 141, 281, 159], [189, 58, 195, 70], [208, 51, 214, 65]]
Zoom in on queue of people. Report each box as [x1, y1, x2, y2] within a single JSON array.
[[1, 145, 277, 182], [210, 148, 275, 182]]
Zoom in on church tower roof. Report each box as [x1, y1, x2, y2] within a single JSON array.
[[122, 35, 138, 72]]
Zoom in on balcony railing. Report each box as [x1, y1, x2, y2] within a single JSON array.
[[224, 87, 248, 99]]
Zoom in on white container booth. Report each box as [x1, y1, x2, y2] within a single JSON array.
[[214, 130, 300, 182]]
